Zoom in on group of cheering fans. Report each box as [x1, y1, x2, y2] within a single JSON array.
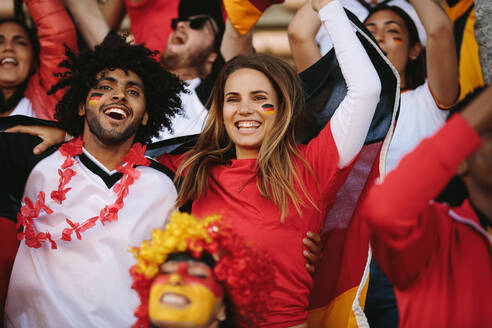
[[0, 0, 490, 327]]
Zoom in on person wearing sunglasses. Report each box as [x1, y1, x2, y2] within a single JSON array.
[[170, 15, 220, 45], [152, 0, 227, 142], [164, 11, 223, 82]]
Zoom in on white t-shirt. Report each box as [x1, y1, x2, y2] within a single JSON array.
[[153, 78, 208, 141], [7, 97, 37, 118], [385, 81, 449, 172], [5, 148, 176, 328], [316, 0, 427, 56]]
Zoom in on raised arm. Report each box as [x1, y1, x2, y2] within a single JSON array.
[[220, 19, 254, 61], [287, 1, 322, 72], [100, 0, 126, 31], [24, 0, 78, 120], [411, 0, 458, 107], [363, 86, 492, 287], [63, 0, 110, 49], [0, 0, 14, 19], [311, 0, 381, 168]]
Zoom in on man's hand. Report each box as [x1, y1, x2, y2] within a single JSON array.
[[311, 0, 334, 13], [4, 125, 67, 154], [303, 231, 323, 274]]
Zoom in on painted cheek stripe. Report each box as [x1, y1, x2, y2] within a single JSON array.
[[393, 37, 402, 44], [262, 103, 275, 115], [88, 92, 102, 106]]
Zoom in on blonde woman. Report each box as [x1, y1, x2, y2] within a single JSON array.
[[157, 0, 381, 325]]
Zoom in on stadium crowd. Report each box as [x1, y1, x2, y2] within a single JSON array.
[[0, 0, 490, 327]]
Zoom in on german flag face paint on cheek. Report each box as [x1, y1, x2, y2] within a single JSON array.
[[262, 103, 275, 115], [88, 92, 102, 106], [393, 37, 403, 44]]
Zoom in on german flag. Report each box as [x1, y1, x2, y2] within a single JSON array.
[[88, 93, 102, 106], [445, 0, 483, 100], [261, 103, 275, 115], [298, 10, 399, 327], [222, 0, 283, 35]]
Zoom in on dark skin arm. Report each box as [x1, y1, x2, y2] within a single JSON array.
[[304, 231, 322, 273]]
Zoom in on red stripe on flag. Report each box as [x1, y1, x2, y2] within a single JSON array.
[[249, 0, 284, 11], [309, 142, 382, 311]]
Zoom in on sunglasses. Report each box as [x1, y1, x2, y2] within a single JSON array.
[[171, 16, 211, 31]]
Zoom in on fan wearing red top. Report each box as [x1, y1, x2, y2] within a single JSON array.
[[361, 85, 492, 328], [157, 0, 382, 325]]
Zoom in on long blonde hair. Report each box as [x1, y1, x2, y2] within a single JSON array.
[[175, 54, 318, 220]]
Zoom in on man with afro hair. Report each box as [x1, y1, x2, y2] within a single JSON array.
[[0, 32, 185, 327], [62, 0, 253, 148]]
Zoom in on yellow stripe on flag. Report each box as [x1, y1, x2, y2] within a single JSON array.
[[444, 0, 473, 21], [307, 280, 369, 328], [457, 9, 483, 100], [223, 0, 262, 35], [445, 1, 484, 100]]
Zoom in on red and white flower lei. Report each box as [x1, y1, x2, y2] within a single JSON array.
[[16, 137, 150, 250]]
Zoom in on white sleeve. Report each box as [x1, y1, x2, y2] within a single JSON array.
[[315, 0, 370, 56], [318, 0, 381, 168]]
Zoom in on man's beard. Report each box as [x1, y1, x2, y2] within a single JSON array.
[[162, 44, 215, 79], [85, 111, 143, 145]]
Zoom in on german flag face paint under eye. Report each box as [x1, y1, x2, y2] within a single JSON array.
[[393, 37, 402, 44], [88, 92, 102, 106], [262, 103, 275, 115]]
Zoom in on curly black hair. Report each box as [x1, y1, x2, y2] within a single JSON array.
[[49, 32, 185, 144]]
